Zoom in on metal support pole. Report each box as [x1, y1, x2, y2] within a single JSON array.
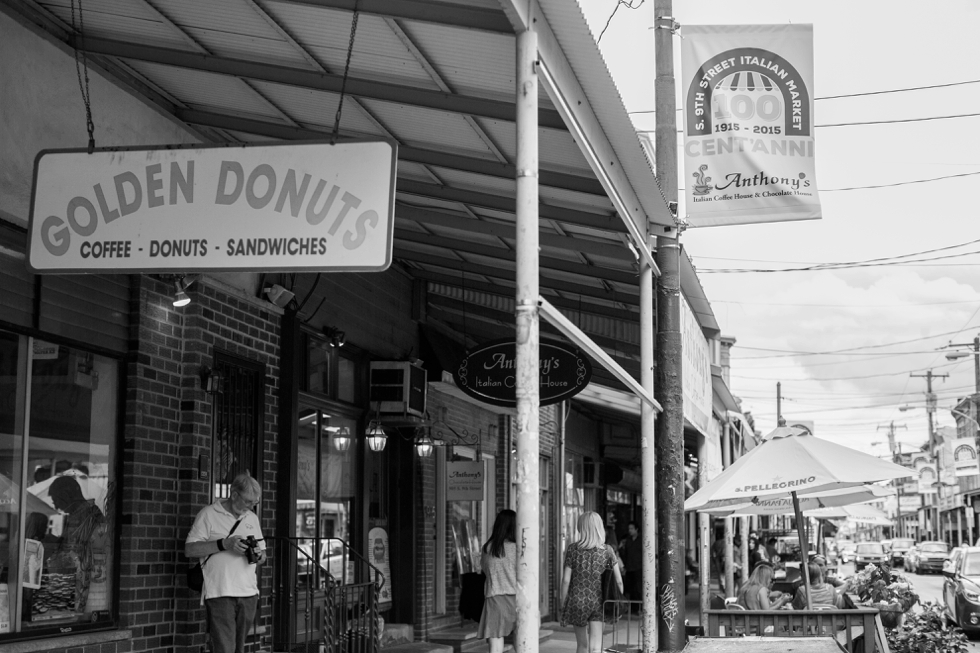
[[740, 520, 749, 589], [514, 27, 540, 653], [653, 1, 683, 649], [640, 228, 658, 650], [698, 513, 710, 626], [723, 517, 734, 599]]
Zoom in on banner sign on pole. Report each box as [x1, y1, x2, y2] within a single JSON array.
[[918, 463, 937, 494], [680, 25, 821, 227], [910, 453, 930, 470], [954, 436, 980, 477], [28, 140, 397, 273]]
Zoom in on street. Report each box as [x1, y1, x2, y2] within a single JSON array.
[[837, 561, 980, 650]]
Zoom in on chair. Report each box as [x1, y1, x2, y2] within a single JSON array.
[[723, 597, 745, 610]]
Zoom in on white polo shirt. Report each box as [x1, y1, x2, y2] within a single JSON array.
[[186, 499, 265, 600]]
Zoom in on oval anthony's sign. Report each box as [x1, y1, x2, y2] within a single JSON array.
[[454, 339, 592, 407]]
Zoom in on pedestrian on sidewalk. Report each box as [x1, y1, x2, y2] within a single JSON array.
[[561, 512, 623, 653], [477, 510, 517, 653], [618, 521, 643, 607]]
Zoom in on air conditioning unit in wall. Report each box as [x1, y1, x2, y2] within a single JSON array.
[[369, 362, 427, 417]]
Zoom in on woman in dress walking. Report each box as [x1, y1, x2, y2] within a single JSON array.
[[561, 512, 623, 653], [477, 510, 518, 653]]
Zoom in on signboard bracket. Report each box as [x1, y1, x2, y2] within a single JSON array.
[[538, 297, 661, 412]]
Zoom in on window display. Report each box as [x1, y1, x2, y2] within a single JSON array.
[[0, 330, 118, 636]]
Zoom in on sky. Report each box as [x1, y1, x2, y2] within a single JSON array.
[[579, 0, 980, 456]]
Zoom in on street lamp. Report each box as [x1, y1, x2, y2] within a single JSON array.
[[945, 336, 980, 397]]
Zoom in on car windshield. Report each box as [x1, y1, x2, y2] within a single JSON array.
[[921, 543, 948, 553], [963, 553, 980, 576], [857, 543, 883, 554], [893, 539, 914, 548]]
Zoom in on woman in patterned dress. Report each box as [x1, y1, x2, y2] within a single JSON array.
[[561, 512, 623, 653]]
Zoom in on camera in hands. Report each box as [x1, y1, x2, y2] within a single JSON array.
[[244, 536, 260, 564]]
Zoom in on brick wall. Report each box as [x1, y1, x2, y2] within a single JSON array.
[[122, 276, 280, 653]]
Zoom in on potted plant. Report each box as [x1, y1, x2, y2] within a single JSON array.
[[886, 601, 968, 653], [843, 563, 919, 628]]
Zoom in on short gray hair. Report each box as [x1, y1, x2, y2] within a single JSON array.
[[231, 473, 261, 499]]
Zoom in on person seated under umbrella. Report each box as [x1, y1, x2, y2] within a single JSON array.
[[809, 553, 845, 588], [792, 561, 842, 610]]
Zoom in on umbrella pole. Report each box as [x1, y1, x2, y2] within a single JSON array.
[[792, 491, 813, 610]]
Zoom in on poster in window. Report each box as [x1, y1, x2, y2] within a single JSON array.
[[22, 539, 43, 589], [368, 527, 392, 609]]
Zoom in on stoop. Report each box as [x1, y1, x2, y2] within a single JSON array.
[[430, 628, 553, 653], [382, 642, 455, 653]]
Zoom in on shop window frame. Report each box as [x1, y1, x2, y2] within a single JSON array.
[[0, 327, 124, 643]]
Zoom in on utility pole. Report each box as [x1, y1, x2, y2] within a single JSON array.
[[653, 1, 684, 650], [911, 369, 949, 539], [776, 382, 786, 426], [878, 422, 908, 537]]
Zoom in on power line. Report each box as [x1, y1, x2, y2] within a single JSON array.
[[730, 360, 958, 382], [709, 298, 980, 308], [596, 0, 644, 44], [732, 327, 978, 358], [700, 248, 980, 274], [823, 170, 980, 191], [818, 112, 980, 128], [627, 78, 980, 114]]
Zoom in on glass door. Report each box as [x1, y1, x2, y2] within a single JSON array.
[[295, 405, 357, 587]]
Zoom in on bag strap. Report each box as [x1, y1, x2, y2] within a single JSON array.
[[202, 517, 244, 567]]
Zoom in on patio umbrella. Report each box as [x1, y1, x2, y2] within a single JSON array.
[[696, 484, 893, 517], [0, 472, 56, 516], [808, 503, 893, 526], [685, 426, 912, 608], [28, 470, 108, 510]]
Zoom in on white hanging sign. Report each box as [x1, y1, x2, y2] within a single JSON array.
[[447, 461, 485, 501], [28, 140, 396, 273], [954, 436, 980, 477], [917, 463, 937, 494], [681, 25, 821, 227]]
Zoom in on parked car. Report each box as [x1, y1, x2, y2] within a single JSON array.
[[943, 546, 980, 632], [890, 537, 916, 566], [854, 541, 889, 571], [837, 540, 857, 564], [915, 541, 950, 574], [945, 547, 965, 574]]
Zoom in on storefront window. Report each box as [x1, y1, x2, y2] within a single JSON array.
[[0, 330, 118, 636]]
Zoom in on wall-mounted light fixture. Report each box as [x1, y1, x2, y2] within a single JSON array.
[[366, 421, 387, 452], [163, 274, 200, 307], [415, 433, 434, 458], [264, 284, 296, 308], [334, 426, 352, 452], [324, 326, 346, 348], [198, 365, 224, 395]]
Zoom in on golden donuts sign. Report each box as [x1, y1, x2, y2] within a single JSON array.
[[27, 140, 396, 273]]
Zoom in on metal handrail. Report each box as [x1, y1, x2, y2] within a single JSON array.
[[276, 535, 386, 592]]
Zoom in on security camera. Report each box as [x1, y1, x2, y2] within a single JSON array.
[[264, 284, 295, 308]]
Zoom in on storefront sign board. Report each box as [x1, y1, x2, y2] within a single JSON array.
[[681, 25, 821, 227], [447, 461, 484, 501], [917, 463, 937, 494], [455, 339, 592, 407], [28, 140, 396, 273], [954, 436, 980, 477], [680, 296, 711, 436]]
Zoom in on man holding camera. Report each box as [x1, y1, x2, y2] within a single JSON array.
[[186, 473, 267, 653]]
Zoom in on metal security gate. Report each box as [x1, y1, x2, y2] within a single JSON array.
[[212, 351, 265, 498]]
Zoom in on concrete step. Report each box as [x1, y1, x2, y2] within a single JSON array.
[[382, 643, 455, 653]]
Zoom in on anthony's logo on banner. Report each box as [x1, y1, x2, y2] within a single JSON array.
[[681, 25, 821, 227]]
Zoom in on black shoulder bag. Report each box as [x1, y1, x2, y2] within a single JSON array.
[[187, 518, 243, 592]]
